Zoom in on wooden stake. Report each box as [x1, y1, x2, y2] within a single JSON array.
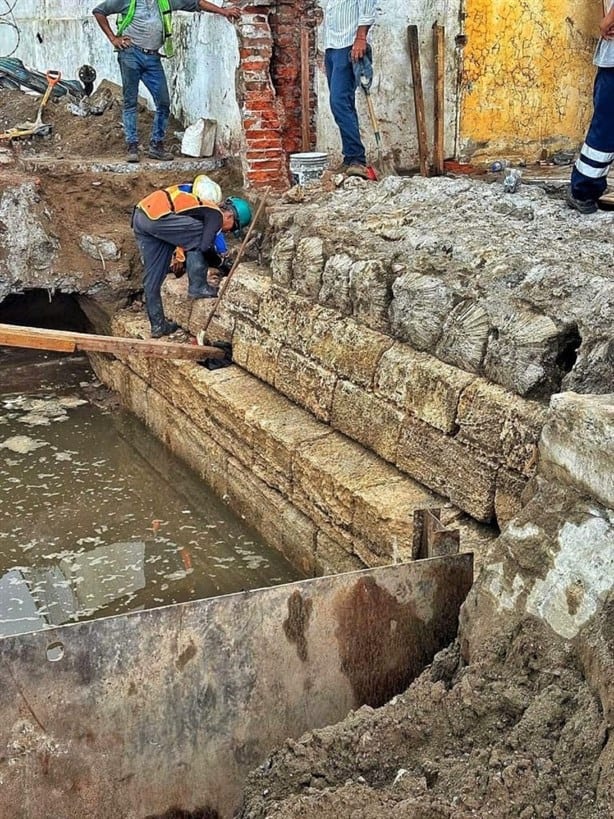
[[432, 22, 445, 176], [0, 324, 224, 361], [300, 24, 311, 151], [407, 25, 430, 177], [201, 188, 271, 335]]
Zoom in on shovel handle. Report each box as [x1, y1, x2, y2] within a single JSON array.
[[39, 70, 62, 110]]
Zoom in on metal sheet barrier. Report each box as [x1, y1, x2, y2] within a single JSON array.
[[0, 555, 472, 818]]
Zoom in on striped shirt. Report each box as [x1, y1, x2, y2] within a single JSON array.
[[320, 0, 376, 50], [594, 0, 614, 67]]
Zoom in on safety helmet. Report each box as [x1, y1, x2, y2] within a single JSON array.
[[193, 174, 223, 204], [224, 196, 252, 232]]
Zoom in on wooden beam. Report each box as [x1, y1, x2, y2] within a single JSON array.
[[300, 25, 311, 151], [407, 25, 430, 177], [0, 324, 226, 361], [432, 22, 445, 176]]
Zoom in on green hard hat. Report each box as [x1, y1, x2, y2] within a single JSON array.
[[225, 196, 252, 231]]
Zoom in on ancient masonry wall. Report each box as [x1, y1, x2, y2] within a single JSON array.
[[89, 311, 493, 578], [162, 263, 546, 528]]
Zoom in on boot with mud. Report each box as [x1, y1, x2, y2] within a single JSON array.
[[346, 163, 369, 179], [150, 319, 179, 338], [147, 141, 174, 161], [126, 143, 139, 163]]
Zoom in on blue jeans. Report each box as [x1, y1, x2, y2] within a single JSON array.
[[571, 67, 614, 202], [117, 46, 170, 146], [325, 46, 366, 166]]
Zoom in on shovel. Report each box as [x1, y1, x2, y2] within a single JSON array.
[[0, 69, 61, 141], [354, 53, 396, 177]]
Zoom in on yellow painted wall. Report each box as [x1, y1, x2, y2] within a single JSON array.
[[459, 0, 602, 161]]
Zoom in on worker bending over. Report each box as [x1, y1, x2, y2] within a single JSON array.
[[133, 184, 252, 337]]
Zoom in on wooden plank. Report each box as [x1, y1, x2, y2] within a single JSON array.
[[432, 22, 445, 176], [300, 25, 311, 151], [0, 324, 225, 360], [407, 25, 430, 177]]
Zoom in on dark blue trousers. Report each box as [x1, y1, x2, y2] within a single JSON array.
[[325, 46, 366, 166], [133, 209, 204, 331], [571, 67, 614, 202], [117, 46, 170, 147]]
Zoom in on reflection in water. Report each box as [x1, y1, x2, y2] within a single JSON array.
[[0, 352, 303, 638]]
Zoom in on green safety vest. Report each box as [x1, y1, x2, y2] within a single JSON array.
[[117, 0, 174, 57]]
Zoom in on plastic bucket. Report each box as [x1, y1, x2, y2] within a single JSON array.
[[289, 152, 328, 185]]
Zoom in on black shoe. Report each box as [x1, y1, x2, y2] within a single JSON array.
[[126, 143, 139, 163], [147, 141, 174, 161], [566, 186, 597, 214], [151, 320, 179, 338], [188, 284, 218, 299]]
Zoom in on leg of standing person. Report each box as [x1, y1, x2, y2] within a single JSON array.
[[140, 53, 173, 161], [117, 46, 143, 162], [325, 46, 368, 176], [569, 67, 614, 213]]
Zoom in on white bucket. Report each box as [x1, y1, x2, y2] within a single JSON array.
[[289, 152, 329, 185]]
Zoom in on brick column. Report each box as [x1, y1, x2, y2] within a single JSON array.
[[234, 0, 319, 191]]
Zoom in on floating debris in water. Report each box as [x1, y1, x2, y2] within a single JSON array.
[[0, 435, 49, 454]]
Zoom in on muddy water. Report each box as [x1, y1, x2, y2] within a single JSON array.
[[0, 349, 303, 638]]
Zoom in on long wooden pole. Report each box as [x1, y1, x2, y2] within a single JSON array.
[[432, 22, 445, 176], [407, 25, 430, 177], [201, 188, 271, 335], [0, 324, 224, 360], [300, 24, 311, 151]]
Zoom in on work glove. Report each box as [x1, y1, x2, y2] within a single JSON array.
[[352, 44, 373, 92]]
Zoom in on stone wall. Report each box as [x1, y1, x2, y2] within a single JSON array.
[[90, 310, 494, 576]]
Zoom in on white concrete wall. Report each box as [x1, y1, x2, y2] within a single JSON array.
[[0, 0, 243, 150], [315, 0, 461, 169], [0, 0, 461, 167]]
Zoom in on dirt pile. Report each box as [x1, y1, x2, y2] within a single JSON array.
[[239, 628, 606, 818], [0, 84, 183, 159]]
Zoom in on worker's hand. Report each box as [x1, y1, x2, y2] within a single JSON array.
[[600, 13, 614, 39], [170, 258, 186, 278], [351, 36, 368, 62], [111, 34, 132, 49], [221, 6, 241, 20]]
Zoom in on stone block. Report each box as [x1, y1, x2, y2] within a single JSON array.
[[352, 478, 443, 560], [396, 416, 497, 522], [291, 236, 324, 298], [457, 379, 547, 473], [319, 253, 353, 313], [350, 258, 394, 333], [494, 468, 528, 530], [162, 276, 192, 329], [293, 434, 399, 529], [314, 531, 365, 576], [232, 318, 282, 385], [375, 343, 474, 433], [435, 299, 490, 373], [270, 233, 295, 286], [250, 404, 332, 495], [225, 458, 316, 575], [258, 286, 323, 354], [274, 348, 336, 422], [223, 264, 271, 321], [307, 315, 393, 388], [540, 392, 614, 509], [331, 379, 403, 464], [390, 271, 456, 351]]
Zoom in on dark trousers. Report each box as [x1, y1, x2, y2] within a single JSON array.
[[117, 46, 170, 146], [325, 46, 366, 166], [132, 209, 204, 330], [571, 67, 614, 202]]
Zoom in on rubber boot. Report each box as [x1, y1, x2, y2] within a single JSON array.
[[186, 251, 218, 299], [148, 302, 178, 338]]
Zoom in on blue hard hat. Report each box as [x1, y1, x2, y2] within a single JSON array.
[[224, 196, 252, 232]]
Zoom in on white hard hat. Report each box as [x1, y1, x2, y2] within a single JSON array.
[[193, 174, 222, 204]]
